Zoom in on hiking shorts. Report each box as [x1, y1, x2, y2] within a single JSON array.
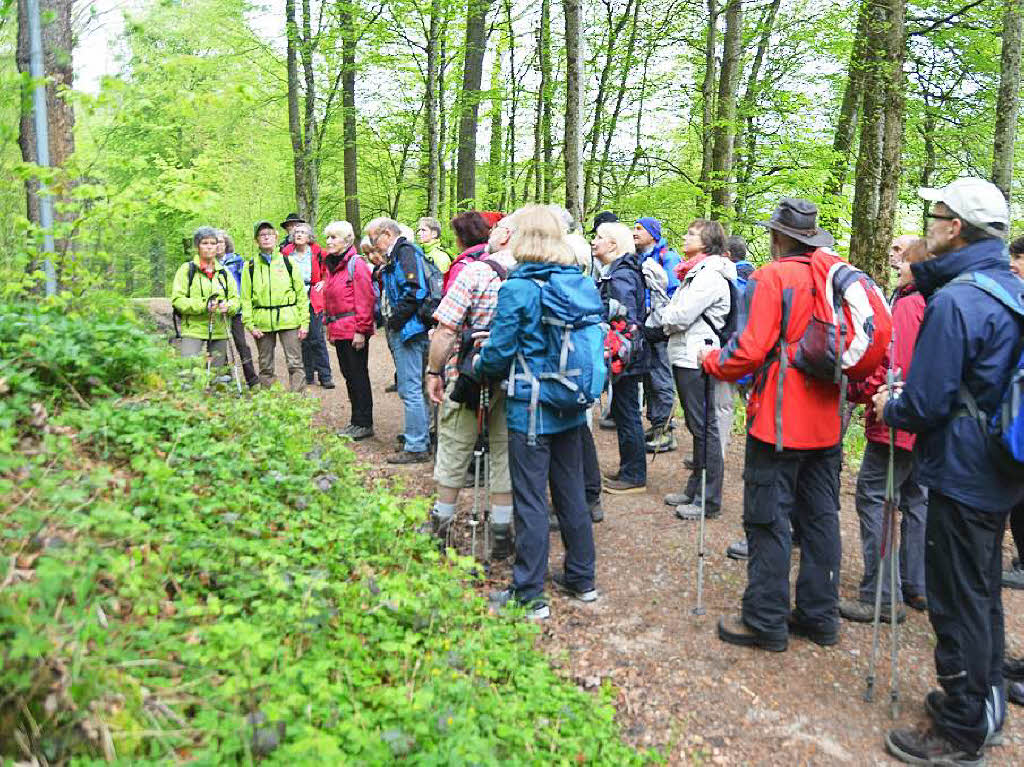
[[433, 382, 511, 493]]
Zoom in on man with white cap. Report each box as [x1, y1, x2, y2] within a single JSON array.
[[873, 177, 1024, 765]]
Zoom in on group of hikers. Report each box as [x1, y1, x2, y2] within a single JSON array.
[[171, 178, 1024, 765]]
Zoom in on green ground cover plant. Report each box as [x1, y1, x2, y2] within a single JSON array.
[[0, 298, 656, 764]]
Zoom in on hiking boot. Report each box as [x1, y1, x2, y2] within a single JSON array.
[[717, 615, 787, 652], [675, 503, 720, 521], [645, 432, 677, 454], [336, 425, 356, 438], [1004, 656, 1024, 681], [788, 617, 838, 647], [839, 598, 907, 624], [903, 591, 928, 612], [603, 479, 646, 495], [1002, 562, 1024, 590], [925, 689, 1003, 746], [319, 377, 335, 389], [726, 539, 749, 560], [589, 500, 604, 523], [490, 523, 514, 560], [548, 510, 560, 532], [664, 491, 694, 507], [386, 450, 431, 465], [599, 415, 616, 430], [602, 469, 620, 482], [347, 425, 374, 441], [488, 588, 549, 620], [552, 573, 598, 603], [1010, 682, 1024, 707], [684, 457, 695, 470], [885, 726, 984, 766]]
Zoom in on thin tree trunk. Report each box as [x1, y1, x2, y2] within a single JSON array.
[[697, 0, 719, 214], [456, 0, 491, 209], [340, 1, 361, 231], [438, 26, 448, 218], [874, 0, 906, 287], [822, 0, 872, 227], [992, 0, 1023, 200], [536, 0, 553, 202], [504, 0, 517, 209], [486, 30, 505, 208], [16, 0, 75, 226], [300, 0, 318, 228], [564, 0, 583, 224], [285, 0, 309, 218], [425, 0, 441, 216], [919, 103, 936, 234], [709, 0, 742, 221]]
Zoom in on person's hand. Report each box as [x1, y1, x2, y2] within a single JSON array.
[[352, 332, 366, 350], [216, 300, 229, 314], [872, 382, 903, 421], [427, 373, 445, 404], [313, 280, 324, 292], [697, 346, 712, 365], [298, 329, 308, 341], [250, 328, 263, 339], [471, 330, 490, 348]]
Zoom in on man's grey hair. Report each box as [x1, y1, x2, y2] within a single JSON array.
[[293, 222, 313, 237], [547, 204, 575, 235], [364, 217, 402, 237]]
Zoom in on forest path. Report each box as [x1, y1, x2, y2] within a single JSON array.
[[247, 319, 1024, 765]]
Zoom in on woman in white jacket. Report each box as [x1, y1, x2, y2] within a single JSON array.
[[660, 219, 736, 521]]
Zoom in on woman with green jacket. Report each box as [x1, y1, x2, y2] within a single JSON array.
[[171, 227, 240, 370]]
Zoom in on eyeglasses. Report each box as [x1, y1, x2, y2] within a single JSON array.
[[925, 213, 956, 221]]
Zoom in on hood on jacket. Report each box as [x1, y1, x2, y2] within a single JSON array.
[[911, 238, 1010, 297], [687, 254, 737, 283], [222, 252, 244, 267], [514, 262, 603, 320]]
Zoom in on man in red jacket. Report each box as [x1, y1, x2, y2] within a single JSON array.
[[701, 198, 843, 652], [840, 237, 929, 625]]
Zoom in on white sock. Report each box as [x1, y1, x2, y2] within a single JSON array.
[[433, 501, 456, 521], [491, 504, 513, 526]]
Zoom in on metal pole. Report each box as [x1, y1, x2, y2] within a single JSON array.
[[26, 0, 57, 297]]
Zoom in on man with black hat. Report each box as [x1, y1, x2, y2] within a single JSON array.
[[279, 212, 305, 253], [700, 198, 843, 653]]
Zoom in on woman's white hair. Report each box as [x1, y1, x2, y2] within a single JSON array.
[[324, 220, 355, 246], [597, 221, 635, 258]]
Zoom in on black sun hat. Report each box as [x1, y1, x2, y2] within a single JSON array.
[[755, 198, 834, 248], [280, 212, 306, 228]]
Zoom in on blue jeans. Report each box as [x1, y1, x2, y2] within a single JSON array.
[[509, 427, 595, 603], [611, 375, 646, 484], [301, 301, 333, 383], [389, 332, 429, 453]]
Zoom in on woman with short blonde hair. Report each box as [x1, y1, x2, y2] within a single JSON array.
[[508, 205, 574, 266]]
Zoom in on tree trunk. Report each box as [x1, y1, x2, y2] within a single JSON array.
[[821, 0, 872, 228], [285, 0, 309, 219], [535, 0, 552, 202], [425, 0, 441, 216], [709, 0, 742, 221], [992, 0, 1023, 200], [340, 1, 361, 231], [300, 0, 318, 228], [697, 0, 719, 214], [564, 0, 583, 225], [438, 27, 448, 218], [503, 0, 517, 209], [456, 0, 490, 209], [486, 29, 505, 209], [16, 0, 75, 227], [848, 0, 904, 285]]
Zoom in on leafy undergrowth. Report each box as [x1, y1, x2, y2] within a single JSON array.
[[1, 298, 655, 765]]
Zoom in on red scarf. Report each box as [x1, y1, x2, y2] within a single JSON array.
[[674, 252, 707, 281]]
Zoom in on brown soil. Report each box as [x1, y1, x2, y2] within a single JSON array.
[[209, 313, 1024, 765]]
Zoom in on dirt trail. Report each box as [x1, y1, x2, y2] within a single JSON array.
[[243, 322, 1024, 765]]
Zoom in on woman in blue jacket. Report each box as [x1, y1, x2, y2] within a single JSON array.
[[476, 205, 604, 620]]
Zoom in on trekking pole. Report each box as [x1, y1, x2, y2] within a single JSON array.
[[469, 391, 485, 562], [887, 370, 901, 719], [865, 369, 899, 706], [480, 383, 492, 563], [222, 311, 243, 395], [206, 305, 215, 381], [693, 341, 713, 616]]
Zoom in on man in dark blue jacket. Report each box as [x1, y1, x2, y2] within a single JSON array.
[[368, 217, 432, 464], [874, 178, 1023, 765]]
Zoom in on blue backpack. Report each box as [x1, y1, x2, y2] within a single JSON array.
[[507, 270, 608, 444], [950, 271, 1024, 477]]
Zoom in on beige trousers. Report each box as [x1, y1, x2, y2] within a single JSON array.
[[255, 329, 305, 391]]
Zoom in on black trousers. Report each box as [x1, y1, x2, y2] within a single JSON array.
[[302, 302, 333, 384], [741, 435, 841, 639], [611, 374, 646, 485], [334, 339, 373, 427], [580, 424, 601, 506], [229, 313, 258, 387], [926, 491, 1008, 752], [673, 366, 723, 514], [1009, 501, 1024, 563], [509, 427, 595, 603]]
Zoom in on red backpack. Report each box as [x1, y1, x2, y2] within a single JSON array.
[[790, 248, 893, 383]]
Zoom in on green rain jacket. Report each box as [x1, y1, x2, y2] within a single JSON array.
[[241, 251, 310, 333], [421, 239, 452, 273], [170, 257, 240, 341]]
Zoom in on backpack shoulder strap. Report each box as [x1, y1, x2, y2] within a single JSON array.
[[480, 258, 508, 281], [282, 254, 294, 280], [949, 272, 1024, 320], [185, 261, 198, 297]]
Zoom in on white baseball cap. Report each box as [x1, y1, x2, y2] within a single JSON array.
[[918, 177, 1009, 239]]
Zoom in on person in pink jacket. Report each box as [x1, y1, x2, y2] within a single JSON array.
[[321, 220, 376, 440], [841, 235, 929, 623]]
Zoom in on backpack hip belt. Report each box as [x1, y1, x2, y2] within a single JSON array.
[[324, 311, 355, 324]]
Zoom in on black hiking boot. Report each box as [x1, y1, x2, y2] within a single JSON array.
[[885, 726, 984, 766]]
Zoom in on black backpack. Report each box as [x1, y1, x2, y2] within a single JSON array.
[[414, 245, 445, 326], [700, 272, 742, 346], [448, 259, 509, 410], [171, 262, 231, 339]]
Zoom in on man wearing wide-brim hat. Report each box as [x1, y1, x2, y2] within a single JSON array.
[[279, 212, 306, 253], [699, 197, 844, 653]]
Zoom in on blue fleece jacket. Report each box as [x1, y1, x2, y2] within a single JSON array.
[[883, 238, 1024, 512], [476, 262, 595, 435], [640, 240, 682, 298]]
